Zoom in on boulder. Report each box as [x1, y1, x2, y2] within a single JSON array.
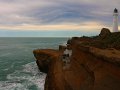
[[99, 28, 111, 39]]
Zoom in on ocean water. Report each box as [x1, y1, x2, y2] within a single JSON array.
[[0, 37, 68, 90]]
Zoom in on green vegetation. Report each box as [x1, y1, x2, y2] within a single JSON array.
[[93, 32, 120, 49]]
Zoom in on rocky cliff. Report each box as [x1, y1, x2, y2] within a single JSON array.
[[33, 28, 120, 90]]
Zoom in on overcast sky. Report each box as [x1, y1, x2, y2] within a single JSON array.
[[0, 0, 120, 37]]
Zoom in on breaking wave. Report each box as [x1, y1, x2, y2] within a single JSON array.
[[0, 62, 46, 90]]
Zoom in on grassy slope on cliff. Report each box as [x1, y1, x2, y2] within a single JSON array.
[[80, 31, 120, 49]]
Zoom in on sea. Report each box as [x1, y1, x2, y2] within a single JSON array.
[[0, 37, 68, 90]]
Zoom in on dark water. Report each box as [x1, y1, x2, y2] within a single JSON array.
[[0, 37, 68, 90]]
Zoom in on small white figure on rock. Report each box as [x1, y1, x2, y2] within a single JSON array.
[[62, 48, 72, 64]]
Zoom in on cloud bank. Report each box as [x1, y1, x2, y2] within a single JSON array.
[[0, 0, 120, 36]]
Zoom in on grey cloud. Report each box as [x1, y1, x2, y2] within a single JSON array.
[[0, 0, 120, 26]]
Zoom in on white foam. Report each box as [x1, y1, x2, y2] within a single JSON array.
[[0, 62, 46, 90], [3, 68, 9, 71], [22, 62, 46, 89], [0, 82, 28, 90], [23, 62, 40, 75]]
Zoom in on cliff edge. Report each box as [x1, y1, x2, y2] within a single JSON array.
[[33, 28, 120, 90]]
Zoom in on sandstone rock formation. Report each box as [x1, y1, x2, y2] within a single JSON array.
[[33, 49, 60, 73], [33, 28, 120, 90], [34, 49, 94, 90]]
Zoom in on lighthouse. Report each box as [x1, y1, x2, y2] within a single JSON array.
[[113, 8, 119, 32]]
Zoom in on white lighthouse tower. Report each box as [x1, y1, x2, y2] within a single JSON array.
[[113, 8, 119, 32]]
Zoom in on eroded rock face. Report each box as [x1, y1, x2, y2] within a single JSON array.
[[34, 49, 94, 90], [33, 49, 60, 73], [33, 47, 120, 90], [72, 45, 120, 90]]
